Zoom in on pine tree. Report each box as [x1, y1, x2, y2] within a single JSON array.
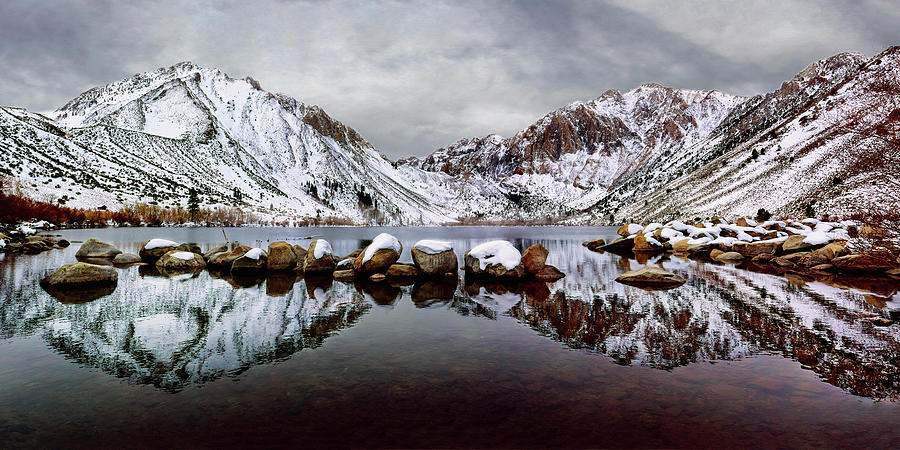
[[188, 188, 200, 221]]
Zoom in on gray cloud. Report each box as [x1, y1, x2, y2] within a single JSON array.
[[0, 0, 895, 158]]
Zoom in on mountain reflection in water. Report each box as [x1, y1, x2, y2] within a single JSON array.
[[1, 226, 899, 401]]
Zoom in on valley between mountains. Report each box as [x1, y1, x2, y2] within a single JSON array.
[[2, 47, 899, 225]]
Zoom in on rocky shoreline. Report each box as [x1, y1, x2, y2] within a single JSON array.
[[587, 217, 900, 320], [37, 233, 567, 301]]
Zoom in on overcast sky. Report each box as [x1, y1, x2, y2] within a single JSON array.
[[1, 0, 897, 158]]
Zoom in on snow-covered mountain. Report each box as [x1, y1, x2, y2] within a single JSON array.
[[2, 48, 899, 224], [410, 48, 900, 222], [0, 62, 505, 224]]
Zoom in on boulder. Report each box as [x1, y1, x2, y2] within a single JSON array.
[[267, 241, 297, 270], [709, 249, 725, 260], [175, 242, 202, 254], [156, 250, 207, 271], [832, 254, 896, 273], [798, 242, 845, 268], [752, 253, 777, 264], [736, 217, 749, 227], [333, 269, 357, 282], [304, 239, 336, 273], [203, 245, 228, 261], [75, 238, 122, 258], [411, 245, 458, 277], [633, 234, 665, 253], [733, 241, 779, 258], [139, 238, 179, 262], [582, 238, 606, 251], [209, 245, 251, 268], [781, 235, 826, 254], [354, 233, 402, 273], [369, 273, 387, 282], [292, 245, 308, 265], [112, 253, 142, 265], [599, 237, 635, 253], [464, 240, 524, 278], [534, 265, 565, 282], [41, 262, 117, 287], [23, 241, 49, 254], [232, 248, 268, 273], [715, 251, 745, 262], [615, 267, 686, 289], [521, 244, 549, 274], [386, 263, 420, 278], [617, 223, 643, 237], [687, 244, 715, 257], [56, 239, 70, 248]]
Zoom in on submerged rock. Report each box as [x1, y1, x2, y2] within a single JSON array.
[[75, 238, 122, 258], [615, 267, 686, 289], [112, 253, 142, 265], [42, 262, 118, 287], [386, 263, 419, 278]]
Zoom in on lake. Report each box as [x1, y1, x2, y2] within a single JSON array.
[[1, 226, 899, 448]]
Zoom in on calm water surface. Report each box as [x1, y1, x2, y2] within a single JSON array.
[[1, 226, 899, 448]]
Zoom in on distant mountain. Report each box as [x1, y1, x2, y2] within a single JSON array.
[[2, 48, 899, 225]]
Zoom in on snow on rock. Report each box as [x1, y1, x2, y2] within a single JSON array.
[[171, 251, 197, 261], [145, 239, 179, 250], [362, 233, 402, 264], [802, 232, 833, 246], [243, 248, 266, 260], [468, 241, 522, 270], [313, 239, 332, 259], [413, 239, 453, 254], [627, 224, 644, 235], [0, 239, 5, 249]]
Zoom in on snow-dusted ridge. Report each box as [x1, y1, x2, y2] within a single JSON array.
[[3, 48, 900, 224]]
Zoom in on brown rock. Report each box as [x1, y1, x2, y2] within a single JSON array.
[[752, 253, 777, 263], [715, 251, 744, 262], [209, 245, 251, 268], [112, 253, 142, 265], [175, 243, 202, 254], [733, 241, 779, 258], [615, 267, 686, 289], [521, 244, 549, 273], [736, 217, 749, 227], [411, 247, 458, 276], [267, 241, 297, 270], [782, 235, 827, 254], [75, 238, 122, 258], [582, 238, 606, 251], [832, 254, 896, 273], [810, 263, 834, 272], [203, 245, 228, 261], [231, 249, 268, 273], [139, 239, 179, 262], [344, 248, 363, 259], [774, 257, 797, 268], [304, 240, 337, 273], [292, 245, 308, 264], [633, 234, 664, 253], [534, 265, 565, 281], [369, 273, 387, 282], [156, 250, 207, 271], [41, 262, 118, 287], [887, 268, 900, 279], [617, 223, 641, 237], [333, 269, 357, 282], [599, 237, 635, 253], [710, 249, 725, 260], [386, 263, 420, 278], [354, 242, 402, 274]]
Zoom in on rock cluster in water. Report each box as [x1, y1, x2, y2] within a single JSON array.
[[40, 234, 566, 299], [589, 217, 900, 289]]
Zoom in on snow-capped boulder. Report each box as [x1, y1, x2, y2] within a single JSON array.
[[633, 233, 665, 253], [75, 238, 122, 258], [411, 240, 457, 276], [156, 250, 206, 271], [521, 244, 549, 274], [464, 241, 524, 278], [304, 239, 336, 273], [112, 253, 141, 265], [139, 238, 179, 262], [41, 262, 118, 287], [782, 234, 827, 253], [266, 241, 296, 270], [617, 223, 644, 237], [354, 233, 402, 273], [232, 247, 267, 273]]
